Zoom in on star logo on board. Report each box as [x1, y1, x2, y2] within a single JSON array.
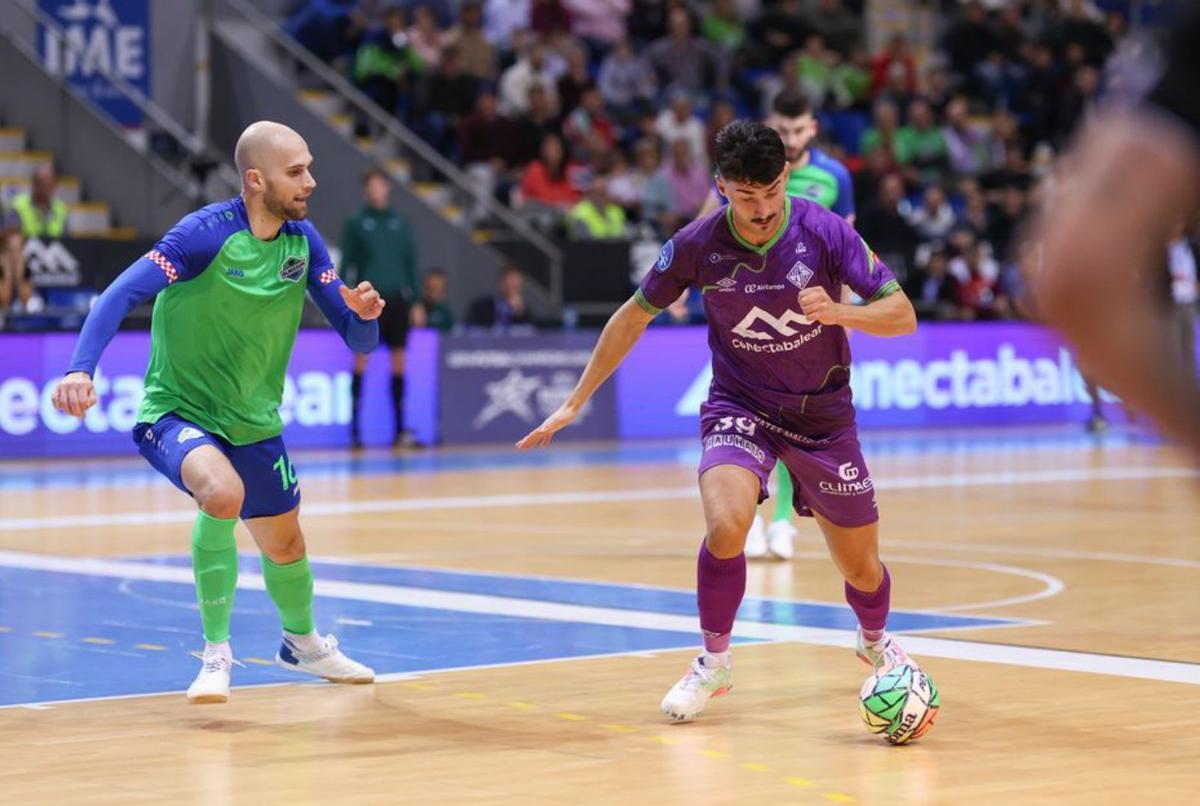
[[473, 369, 543, 429]]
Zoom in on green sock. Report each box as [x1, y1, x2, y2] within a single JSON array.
[[261, 554, 315, 635], [191, 511, 239, 643], [772, 460, 794, 523]]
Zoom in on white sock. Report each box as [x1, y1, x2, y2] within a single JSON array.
[[204, 640, 231, 657], [284, 629, 324, 653], [702, 650, 732, 667]]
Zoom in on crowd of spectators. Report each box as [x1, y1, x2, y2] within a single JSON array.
[[282, 0, 1186, 323]]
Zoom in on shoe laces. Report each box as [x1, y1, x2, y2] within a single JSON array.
[[682, 656, 724, 690], [197, 652, 244, 673]]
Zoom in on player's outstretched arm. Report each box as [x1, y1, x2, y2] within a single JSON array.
[[1031, 113, 1200, 453], [307, 269, 382, 354], [516, 296, 656, 449], [799, 284, 916, 337], [53, 257, 171, 417]]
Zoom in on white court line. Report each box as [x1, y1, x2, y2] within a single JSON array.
[[887, 539, 1200, 571], [0, 550, 1195, 687], [1, 464, 1195, 532]]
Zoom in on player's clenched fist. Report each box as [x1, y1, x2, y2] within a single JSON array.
[[52, 371, 98, 418], [798, 286, 843, 326], [339, 281, 386, 320]]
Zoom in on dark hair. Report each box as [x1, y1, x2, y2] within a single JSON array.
[[425, 267, 447, 279], [713, 120, 787, 186], [771, 89, 813, 119], [363, 168, 389, 185]]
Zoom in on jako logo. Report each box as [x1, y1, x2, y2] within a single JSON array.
[[731, 307, 813, 340], [838, 462, 859, 481]]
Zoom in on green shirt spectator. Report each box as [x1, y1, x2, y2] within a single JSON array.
[[416, 268, 455, 333], [701, 0, 745, 53], [339, 177, 418, 302]]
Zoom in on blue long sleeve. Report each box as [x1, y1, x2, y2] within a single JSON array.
[[308, 274, 379, 354], [68, 257, 169, 375]]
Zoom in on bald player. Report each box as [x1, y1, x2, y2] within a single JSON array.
[[53, 121, 382, 703]]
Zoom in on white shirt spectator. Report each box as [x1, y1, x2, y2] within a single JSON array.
[[499, 54, 560, 116], [656, 107, 708, 167]]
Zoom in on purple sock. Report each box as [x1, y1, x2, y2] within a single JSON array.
[[845, 564, 890, 635], [697, 543, 746, 653]]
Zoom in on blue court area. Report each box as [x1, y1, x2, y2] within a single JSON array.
[[0, 555, 1025, 707]]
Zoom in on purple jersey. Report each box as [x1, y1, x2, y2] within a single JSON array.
[[637, 196, 900, 434]]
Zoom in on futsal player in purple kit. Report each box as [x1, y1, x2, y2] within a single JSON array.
[[517, 120, 920, 722]]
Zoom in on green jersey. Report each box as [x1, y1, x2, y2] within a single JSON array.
[[137, 197, 355, 444], [785, 146, 856, 218], [719, 145, 855, 219]]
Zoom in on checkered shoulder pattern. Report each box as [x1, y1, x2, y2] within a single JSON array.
[[145, 250, 179, 284]]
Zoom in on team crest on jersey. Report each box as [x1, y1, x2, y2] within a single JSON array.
[[655, 239, 675, 272], [279, 255, 308, 284], [787, 260, 814, 290]]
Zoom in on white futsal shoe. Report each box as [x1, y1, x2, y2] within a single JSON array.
[[856, 629, 915, 672], [765, 519, 796, 560], [744, 514, 768, 559], [275, 633, 375, 683], [660, 653, 733, 722], [187, 643, 238, 704]]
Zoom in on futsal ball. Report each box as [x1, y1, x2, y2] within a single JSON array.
[[859, 663, 939, 745]]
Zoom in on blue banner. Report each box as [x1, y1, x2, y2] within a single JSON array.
[[0, 330, 438, 458], [438, 333, 619, 445], [38, 0, 150, 127]]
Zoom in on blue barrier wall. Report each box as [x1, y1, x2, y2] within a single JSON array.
[[0, 323, 1119, 458]]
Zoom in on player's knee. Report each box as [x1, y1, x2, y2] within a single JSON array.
[[706, 514, 752, 558], [196, 475, 245, 520], [264, 533, 306, 565], [843, 561, 883, 593]]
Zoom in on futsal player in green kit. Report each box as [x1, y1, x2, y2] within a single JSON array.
[[52, 122, 382, 703], [696, 90, 856, 561]]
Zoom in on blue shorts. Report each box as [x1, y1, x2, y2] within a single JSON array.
[[132, 413, 301, 520]]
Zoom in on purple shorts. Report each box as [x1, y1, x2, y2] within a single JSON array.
[[697, 398, 879, 528]]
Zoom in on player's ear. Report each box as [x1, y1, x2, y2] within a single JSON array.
[[245, 168, 264, 192], [715, 174, 727, 198]]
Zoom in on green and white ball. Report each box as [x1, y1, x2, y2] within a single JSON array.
[[859, 663, 940, 745]]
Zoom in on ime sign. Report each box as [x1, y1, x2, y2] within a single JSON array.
[[39, 0, 150, 127]]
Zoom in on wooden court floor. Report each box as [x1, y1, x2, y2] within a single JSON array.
[[0, 433, 1197, 804]]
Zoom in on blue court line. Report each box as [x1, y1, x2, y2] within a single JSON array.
[[0, 556, 1027, 706], [0, 425, 1159, 492]]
